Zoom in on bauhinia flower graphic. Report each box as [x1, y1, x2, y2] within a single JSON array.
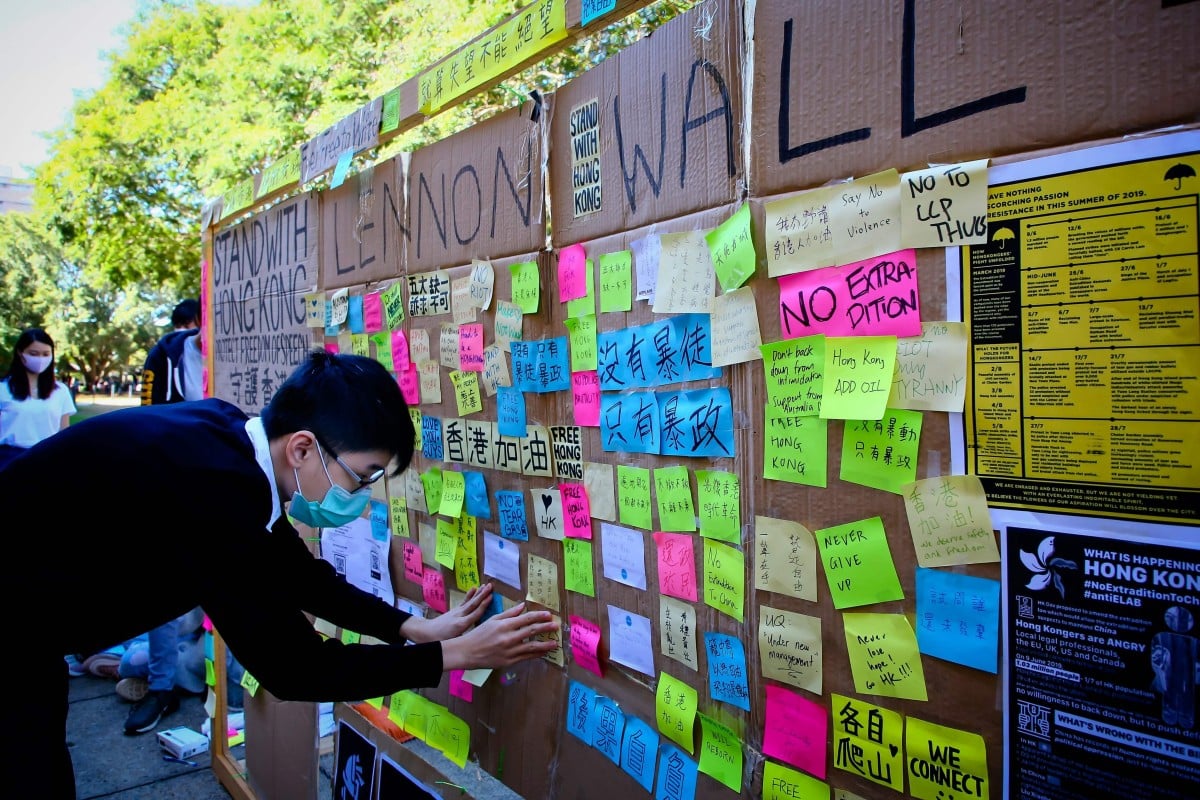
[[1020, 536, 1077, 599]]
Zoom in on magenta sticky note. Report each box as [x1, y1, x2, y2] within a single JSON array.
[[422, 569, 448, 613], [403, 540, 423, 584], [763, 684, 828, 779], [558, 244, 588, 303], [459, 323, 485, 371], [324, 342, 340, 354], [560, 482, 592, 539], [569, 614, 603, 677], [397, 366, 420, 405], [390, 329, 411, 373], [449, 670, 474, 702], [571, 371, 600, 427], [777, 250, 922, 339], [653, 532, 698, 602], [363, 292, 384, 333]]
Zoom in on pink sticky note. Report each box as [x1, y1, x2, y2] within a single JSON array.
[[363, 292, 384, 333], [422, 569, 448, 613], [571, 371, 600, 427], [764, 685, 828, 779], [397, 366, 420, 405], [202, 616, 213, 633], [777, 249, 922, 339], [459, 323, 485, 371], [653, 532, 698, 601], [557, 244, 588, 303], [403, 540, 423, 584], [568, 614, 603, 677], [449, 670, 474, 702], [324, 342, 340, 354], [390, 329, 411, 373], [559, 482, 592, 539]]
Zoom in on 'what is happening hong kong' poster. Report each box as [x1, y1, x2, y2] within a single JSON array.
[[1005, 525, 1200, 798]]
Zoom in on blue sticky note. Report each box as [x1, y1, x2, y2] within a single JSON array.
[[330, 149, 354, 188], [600, 391, 660, 454], [347, 295, 365, 334], [511, 337, 571, 393], [658, 388, 734, 459], [464, 471, 490, 519], [480, 591, 504, 624], [916, 567, 1001, 673], [496, 491, 528, 541], [580, 0, 617, 26], [655, 743, 698, 800], [620, 715, 659, 791], [497, 386, 528, 438], [421, 415, 443, 461], [204, 632, 214, 661], [596, 315, 721, 391], [566, 681, 597, 743], [667, 315, 721, 384], [369, 499, 390, 541], [590, 696, 625, 765], [704, 633, 750, 711]]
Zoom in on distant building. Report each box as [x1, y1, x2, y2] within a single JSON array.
[[0, 168, 33, 214]]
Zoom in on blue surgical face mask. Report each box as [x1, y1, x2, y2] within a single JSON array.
[[289, 444, 371, 528]]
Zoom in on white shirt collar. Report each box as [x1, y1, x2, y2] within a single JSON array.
[[245, 416, 282, 530]]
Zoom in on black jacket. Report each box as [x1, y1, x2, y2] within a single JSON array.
[[141, 328, 200, 405]]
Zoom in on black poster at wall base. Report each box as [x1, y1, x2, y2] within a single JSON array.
[[1005, 526, 1200, 799], [333, 720, 377, 800]]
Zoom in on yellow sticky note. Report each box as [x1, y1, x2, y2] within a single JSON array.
[[705, 202, 756, 292], [449, 370, 482, 416], [381, 282, 405, 330], [696, 470, 739, 543], [510, 260, 540, 314], [408, 408, 422, 438], [905, 716, 990, 800], [305, 292, 326, 327], [711, 287, 763, 367], [840, 408, 924, 494], [763, 760, 830, 800], [454, 513, 480, 591], [564, 314, 598, 372], [888, 321, 968, 412], [389, 495, 409, 538], [239, 670, 259, 697], [435, 516, 458, 569], [402, 693, 434, 740], [598, 250, 632, 312], [843, 613, 928, 701], [902, 474, 998, 567], [566, 259, 596, 318], [831, 693, 904, 792], [703, 540, 744, 622], [899, 159, 990, 248], [388, 691, 415, 729], [654, 466, 696, 532], [759, 605, 822, 694], [363, 696, 383, 710], [350, 333, 369, 357], [439, 470, 465, 518], [698, 713, 743, 791], [815, 516, 903, 608], [821, 336, 897, 421], [526, 553, 560, 611], [427, 705, 471, 768], [655, 672, 698, 754], [754, 515, 818, 600]]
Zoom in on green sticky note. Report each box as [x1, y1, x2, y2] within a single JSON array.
[[402, 693, 433, 739], [653, 466, 696, 532], [703, 540, 744, 622], [370, 331, 394, 371], [763, 410, 828, 487], [696, 470, 740, 543], [363, 695, 384, 710], [435, 516, 459, 569], [439, 470, 465, 518], [454, 513, 480, 591], [381, 87, 401, 133], [698, 714, 743, 791], [205, 658, 215, 687], [839, 408, 924, 494], [564, 313, 598, 372], [341, 629, 361, 645], [763, 761, 830, 800], [760, 335, 825, 417], [705, 202, 756, 292], [389, 495, 409, 537], [563, 538, 595, 597], [655, 672, 697, 754], [388, 691, 415, 729], [617, 465, 653, 530], [815, 515, 904, 608], [239, 671, 259, 697], [330, 149, 354, 189], [566, 259, 595, 318], [510, 260, 540, 314], [598, 250, 633, 312], [427, 706, 471, 768], [421, 468, 443, 520], [381, 282, 406, 330]]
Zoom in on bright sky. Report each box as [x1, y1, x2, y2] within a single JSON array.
[[0, 0, 142, 179]]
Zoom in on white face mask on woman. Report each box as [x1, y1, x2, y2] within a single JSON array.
[[21, 354, 53, 374]]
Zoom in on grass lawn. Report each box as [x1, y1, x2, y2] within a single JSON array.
[[70, 394, 140, 424]]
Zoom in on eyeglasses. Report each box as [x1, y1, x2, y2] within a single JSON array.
[[316, 439, 386, 489]]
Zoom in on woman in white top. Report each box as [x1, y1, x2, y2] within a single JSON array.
[[0, 328, 76, 470]]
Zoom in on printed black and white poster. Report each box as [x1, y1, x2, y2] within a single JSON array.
[[333, 720, 378, 800], [1005, 525, 1200, 798], [376, 753, 440, 799]]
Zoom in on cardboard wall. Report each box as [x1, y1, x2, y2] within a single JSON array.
[[319, 154, 405, 290]]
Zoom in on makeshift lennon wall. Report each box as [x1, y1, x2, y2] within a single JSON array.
[[205, 1, 1200, 798]]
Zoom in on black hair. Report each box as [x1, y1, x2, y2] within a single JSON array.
[[3, 328, 58, 400], [171, 299, 201, 329], [260, 350, 415, 475]]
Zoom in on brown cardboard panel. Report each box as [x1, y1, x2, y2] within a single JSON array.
[[752, 0, 1200, 196], [407, 97, 550, 271], [548, 0, 744, 247], [319, 155, 406, 290], [245, 688, 319, 800], [210, 191, 319, 414]]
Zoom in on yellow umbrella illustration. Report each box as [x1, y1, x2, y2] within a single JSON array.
[[992, 226, 1015, 249]]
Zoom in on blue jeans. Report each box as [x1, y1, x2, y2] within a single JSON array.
[[120, 608, 244, 703]]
